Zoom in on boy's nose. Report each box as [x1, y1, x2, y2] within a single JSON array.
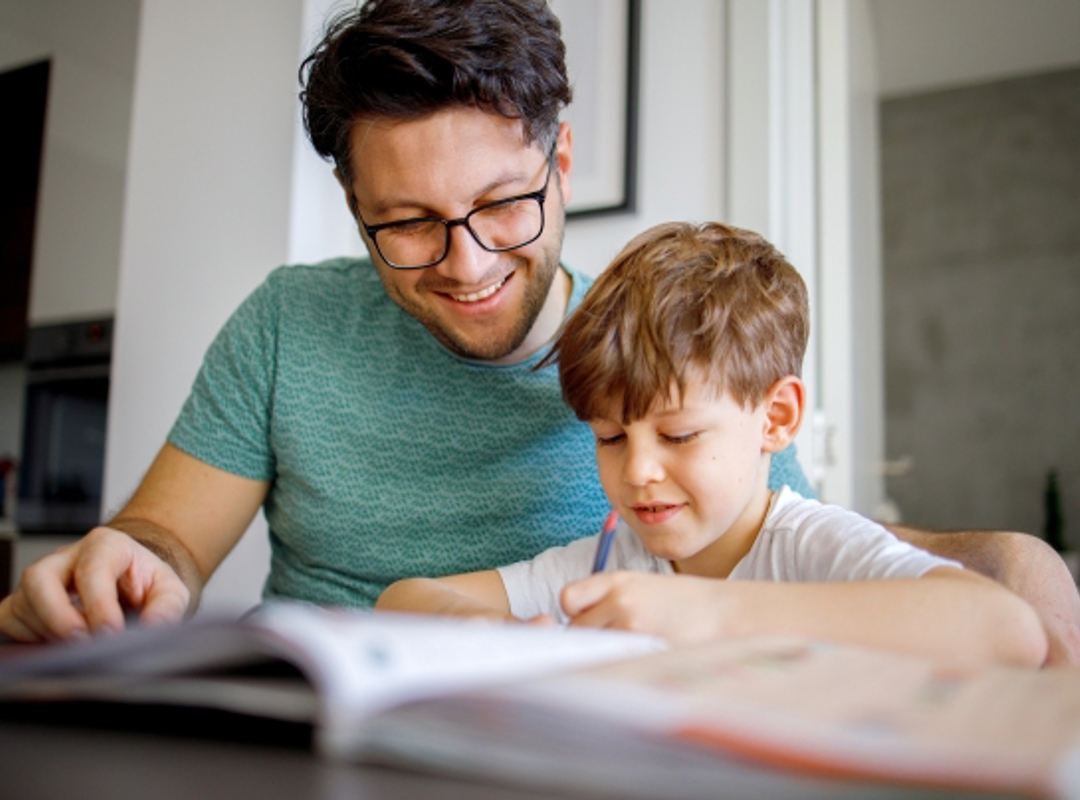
[[621, 443, 664, 487], [436, 223, 498, 285]]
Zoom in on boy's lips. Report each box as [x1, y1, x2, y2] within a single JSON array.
[[631, 502, 685, 526]]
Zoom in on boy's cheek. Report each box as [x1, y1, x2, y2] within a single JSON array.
[[594, 456, 621, 497]]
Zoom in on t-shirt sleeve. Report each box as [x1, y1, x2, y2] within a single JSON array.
[[768, 443, 816, 499], [497, 523, 671, 623], [497, 535, 600, 623], [742, 491, 963, 582], [167, 275, 279, 481]]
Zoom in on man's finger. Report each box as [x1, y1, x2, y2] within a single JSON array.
[[8, 592, 60, 642], [109, 539, 190, 627], [0, 594, 50, 643], [15, 550, 91, 641], [137, 571, 191, 627], [72, 541, 132, 635]]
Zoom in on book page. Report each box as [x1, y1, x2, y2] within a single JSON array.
[[498, 637, 1080, 797], [244, 605, 665, 758]]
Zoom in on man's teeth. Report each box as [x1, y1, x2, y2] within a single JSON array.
[[450, 276, 507, 303]]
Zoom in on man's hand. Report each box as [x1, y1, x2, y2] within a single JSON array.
[[0, 444, 268, 644], [891, 526, 1080, 667], [0, 527, 191, 642]]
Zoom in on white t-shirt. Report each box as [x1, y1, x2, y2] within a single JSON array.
[[497, 487, 962, 623]]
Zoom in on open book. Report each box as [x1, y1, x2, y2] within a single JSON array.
[[0, 602, 665, 759], [4, 606, 1080, 798]]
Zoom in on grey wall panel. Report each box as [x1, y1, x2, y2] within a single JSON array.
[[882, 67, 1080, 543]]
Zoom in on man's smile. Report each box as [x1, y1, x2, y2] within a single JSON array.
[[445, 273, 511, 303]]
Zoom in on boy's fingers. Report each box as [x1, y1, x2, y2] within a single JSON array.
[[568, 601, 619, 631], [524, 614, 558, 626], [560, 573, 616, 617]]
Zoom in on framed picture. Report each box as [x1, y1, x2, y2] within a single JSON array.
[[551, 0, 640, 217]]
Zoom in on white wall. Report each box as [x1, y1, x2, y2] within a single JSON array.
[[0, 0, 139, 324], [817, 0, 885, 516], [288, 0, 363, 266], [105, 0, 305, 615], [561, 0, 725, 276]]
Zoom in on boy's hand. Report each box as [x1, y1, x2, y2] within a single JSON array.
[[524, 614, 558, 626], [376, 572, 518, 622], [561, 571, 733, 645]]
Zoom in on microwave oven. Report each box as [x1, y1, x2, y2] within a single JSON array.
[[16, 319, 111, 535]]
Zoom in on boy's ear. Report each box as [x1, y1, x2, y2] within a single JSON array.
[[761, 376, 805, 454]]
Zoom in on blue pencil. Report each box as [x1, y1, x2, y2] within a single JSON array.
[[591, 511, 619, 573]]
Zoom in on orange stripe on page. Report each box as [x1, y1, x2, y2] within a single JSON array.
[[673, 724, 1046, 798]]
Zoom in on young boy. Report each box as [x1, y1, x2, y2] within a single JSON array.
[[377, 222, 1046, 668]]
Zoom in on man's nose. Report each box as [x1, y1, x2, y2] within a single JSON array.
[[622, 441, 665, 487], [437, 222, 498, 284]]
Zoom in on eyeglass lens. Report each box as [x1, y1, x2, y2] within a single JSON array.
[[375, 197, 544, 269]]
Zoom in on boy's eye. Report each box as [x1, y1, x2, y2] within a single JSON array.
[[662, 431, 700, 444], [595, 433, 626, 447]]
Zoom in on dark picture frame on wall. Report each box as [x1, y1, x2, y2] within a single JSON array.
[[551, 0, 640, 218]]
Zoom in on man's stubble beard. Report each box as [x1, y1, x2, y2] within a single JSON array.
[[380, 224, 565, 362]]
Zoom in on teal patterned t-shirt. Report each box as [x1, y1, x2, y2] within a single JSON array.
[[169, 258, 814, 607]]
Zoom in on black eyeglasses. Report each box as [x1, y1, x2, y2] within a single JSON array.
[[358, 146, 556, 270]]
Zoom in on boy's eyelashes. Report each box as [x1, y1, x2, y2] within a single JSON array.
[[594, 433, 625, 447], [662, 431, 701, 444], [592, 431, 703, 446]]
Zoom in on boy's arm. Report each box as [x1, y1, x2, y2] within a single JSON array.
[[562, 568, 1048, 669], [376, 570, 517, 622], [890, 525, 1080, 666]]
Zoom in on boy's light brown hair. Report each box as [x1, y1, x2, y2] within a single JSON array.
[[546, 221, 809, 423]]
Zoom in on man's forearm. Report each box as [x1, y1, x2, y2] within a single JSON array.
[[890, 525, 1080, 666], [104, 517, 205, 615], [890, 525, 1015, 580]]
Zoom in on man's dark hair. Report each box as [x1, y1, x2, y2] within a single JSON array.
[[300, 0, 572, 181]]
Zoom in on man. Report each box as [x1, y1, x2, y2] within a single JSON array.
[[2, 0, 1078, 663]]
